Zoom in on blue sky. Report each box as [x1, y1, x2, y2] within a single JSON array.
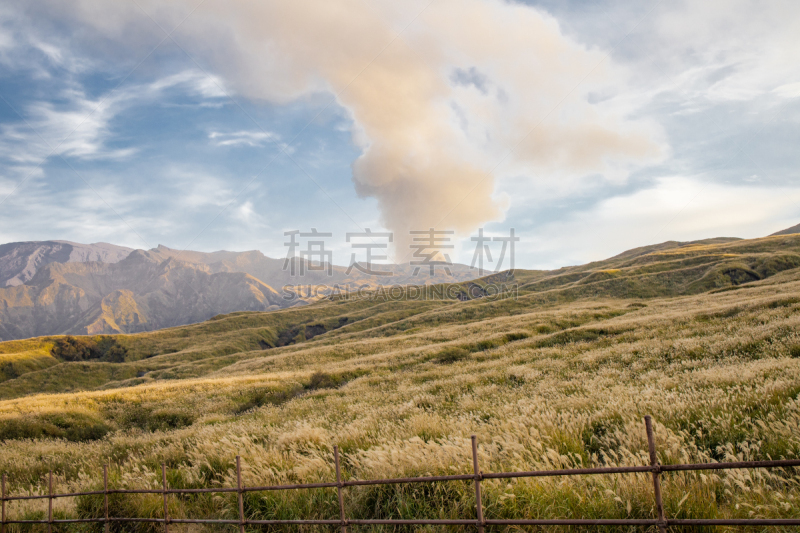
[[1, 0, 799, 270]]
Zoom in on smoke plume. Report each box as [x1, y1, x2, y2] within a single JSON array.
[[45, 0, 663, 255]]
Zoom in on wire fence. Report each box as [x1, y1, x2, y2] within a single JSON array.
[[2, 416, 800, 532]]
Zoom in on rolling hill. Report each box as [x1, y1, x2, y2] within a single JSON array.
[[0, 232, 799, 526]]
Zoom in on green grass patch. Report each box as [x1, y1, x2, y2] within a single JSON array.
[[0, 411, 111, 442]]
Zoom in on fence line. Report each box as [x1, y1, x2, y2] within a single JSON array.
[[2, 416, 800, 530]]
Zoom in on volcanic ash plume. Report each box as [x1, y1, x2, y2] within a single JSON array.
[[54, 0, 664, 254]]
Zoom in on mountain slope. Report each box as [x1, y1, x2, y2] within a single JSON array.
[[0, 251, 285, 340], [771, 222, 800, 236], [0, 241, 132, 287]]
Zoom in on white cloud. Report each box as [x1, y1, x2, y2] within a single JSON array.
[[0, 64, 232, 190], [522, 176, 800, 269], [624, 1, 800, 109], [168, 168, 236, 209], [236, 200, 254, 220], [0, 177, 157, 249], [149, 70, 228, 99], [233, 200, 269, 230], [0, 6, 92, 75], [0, 91, 131, 167], [208, 130, 278, 147], [0, 179, 16, 198], [774, 83, 800, 100]]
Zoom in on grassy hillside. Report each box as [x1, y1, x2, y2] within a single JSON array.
[[1, 234, 800, 530]]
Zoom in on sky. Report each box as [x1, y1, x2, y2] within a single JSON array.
[[0, 0, 798, 270]]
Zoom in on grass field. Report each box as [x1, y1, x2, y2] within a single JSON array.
[[1, 234, 800, 531]]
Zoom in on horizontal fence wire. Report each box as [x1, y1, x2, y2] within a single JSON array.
[[2, 416, 800, 530]]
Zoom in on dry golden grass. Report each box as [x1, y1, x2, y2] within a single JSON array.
[[1, 236, 800, 531]]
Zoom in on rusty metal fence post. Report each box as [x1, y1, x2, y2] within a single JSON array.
[[161, 464, 169, 533], [236, 456, 245, 533], [334, 446, 348, 533], [48, 471, 53, 533], [646, 416, 668, 533], [471, 436, 485, 533], [103, 465, 109, 533], [1, 473, 6, 533]]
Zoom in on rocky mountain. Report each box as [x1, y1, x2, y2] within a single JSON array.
[[0, 250, 286, 340], [0, 242, 480, 341], [0, 241, 132, 287]]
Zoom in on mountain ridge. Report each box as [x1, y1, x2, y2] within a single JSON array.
[[2, 228, 798, 341], [0, 242, 480, 341], [0, 241, 132, 287]]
